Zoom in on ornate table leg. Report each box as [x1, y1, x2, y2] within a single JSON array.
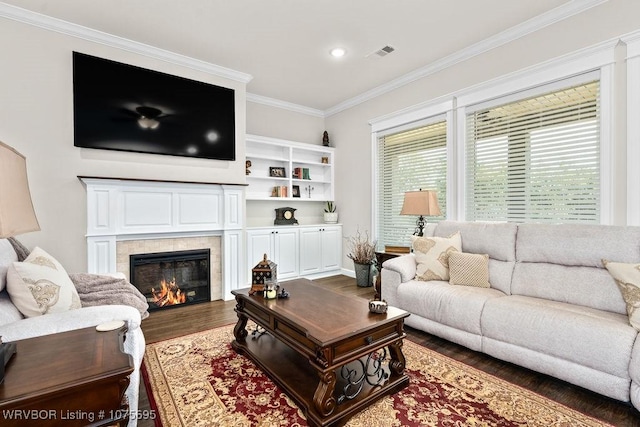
[[388, 339, 406, 376], [313, 370, 337, 417], [231, 298, 248, 351]]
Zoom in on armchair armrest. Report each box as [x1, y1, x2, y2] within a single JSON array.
[[383, 254, 417, 283], [0, 305, 142, 342]]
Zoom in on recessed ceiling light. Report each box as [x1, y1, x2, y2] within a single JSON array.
[[330, 47, 346, 58]]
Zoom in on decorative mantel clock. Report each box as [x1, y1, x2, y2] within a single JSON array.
[[274, 207, 298, 225]]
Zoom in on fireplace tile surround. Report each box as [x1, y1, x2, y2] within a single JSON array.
[[117, 236, 222, 301], [81, 177, 244, 301]]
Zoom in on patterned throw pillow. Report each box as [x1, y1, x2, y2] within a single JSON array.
[[449, 252, 490, 288], [6, 247, 81, 318], [603, 259, 640, 330], [412, 232, 461, 281]]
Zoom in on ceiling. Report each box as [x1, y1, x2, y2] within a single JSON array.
[[3, 0, 597, 114]]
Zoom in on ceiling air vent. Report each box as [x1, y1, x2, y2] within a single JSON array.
[[366, 45, 395, 59]]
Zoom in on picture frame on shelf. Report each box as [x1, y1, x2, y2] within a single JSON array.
[[292, 185, 300, 198], [269, 167, 286, 178]]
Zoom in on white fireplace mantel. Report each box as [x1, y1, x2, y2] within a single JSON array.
[[80, 177, 245, 300]]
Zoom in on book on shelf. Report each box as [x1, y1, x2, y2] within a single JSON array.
[[302, 168, 310, 179], [271, 186, 288, 197]]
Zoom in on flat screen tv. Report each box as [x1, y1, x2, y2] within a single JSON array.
[[72, 52, 235, 160]]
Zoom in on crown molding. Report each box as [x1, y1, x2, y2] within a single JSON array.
[[621, 29, 640, 59], [246, 93, 325, 118], [0, 2, 253, 84], [324, 0, 608, 117]]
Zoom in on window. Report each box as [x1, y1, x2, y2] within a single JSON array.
[[465, 80, 600, 223], [376, 120, 447, 248]]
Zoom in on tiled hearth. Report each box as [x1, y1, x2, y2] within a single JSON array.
[[80, 177, 244, 300]]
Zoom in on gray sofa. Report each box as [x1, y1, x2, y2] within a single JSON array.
[[381, 221, 640, 409]]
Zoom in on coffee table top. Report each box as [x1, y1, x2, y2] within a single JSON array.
[[233, 278, 409, 346]]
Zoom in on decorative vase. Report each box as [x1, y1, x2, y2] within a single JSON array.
[[323, 212, 338, 223], [354, 262, 374, 287]]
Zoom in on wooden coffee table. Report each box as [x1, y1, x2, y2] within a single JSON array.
[[232, 278, 410, 427]]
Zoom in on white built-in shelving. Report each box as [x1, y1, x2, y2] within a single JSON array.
[[245, 134, 335, 201]]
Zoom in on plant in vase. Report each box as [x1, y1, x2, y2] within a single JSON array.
[[323, 201, 338, 223], [346, 229, 377, 287]]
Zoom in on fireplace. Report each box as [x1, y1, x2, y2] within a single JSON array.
[[130, 249, 211, 311]]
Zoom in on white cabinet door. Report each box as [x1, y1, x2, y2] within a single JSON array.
[[299, 228, 322, 275], [247, 229, 274, 283], [273, 228, 299, 279], [247, 225, 341, 283], [320, 226, 341, 271]]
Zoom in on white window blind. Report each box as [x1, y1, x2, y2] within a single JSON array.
[[465, 80, 600, 223], [377, 120, 447, 248]]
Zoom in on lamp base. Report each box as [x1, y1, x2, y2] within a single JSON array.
[[413, 215, 426, 236]]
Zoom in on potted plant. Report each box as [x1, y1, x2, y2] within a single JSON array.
[[323, 201, 338, 223], [346, 229, 377, 287]]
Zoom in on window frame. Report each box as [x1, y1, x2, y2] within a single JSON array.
[[370, 99, 454, 245], [370, 41, 617, 234]]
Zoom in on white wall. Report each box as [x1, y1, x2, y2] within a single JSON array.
[[0, 17, 247, 272], [326, 0, 640, 269]]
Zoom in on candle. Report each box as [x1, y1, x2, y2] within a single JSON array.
[[266, 289, 277, 299]]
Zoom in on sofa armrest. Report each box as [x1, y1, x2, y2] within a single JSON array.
[[383, 254, 417, 283], [0, 305, 142, 342]]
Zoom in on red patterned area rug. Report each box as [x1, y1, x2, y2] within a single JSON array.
[[142, 324, 611, 426]]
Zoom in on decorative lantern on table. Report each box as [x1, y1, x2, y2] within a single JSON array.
[[250, 253, 277, 295]]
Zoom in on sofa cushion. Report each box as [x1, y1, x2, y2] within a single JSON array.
[[449, 252, 490, 288], [434, 221, 517, 294], [412, 232, 461, 281], [435, 221, 517, 262], [0, 290, 23, 326], [397, 279, 505, 335], [0, 239, 18, 292], [6, 247, 82, 318], [516, 223, 640, 267], [481, 295, 637, 380], [511, 223, 640, 314], [603, 260, 640, 330]]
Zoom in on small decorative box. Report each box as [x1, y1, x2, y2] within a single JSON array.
[[369, 299, 388, 314], [250, 254, 277, 295]]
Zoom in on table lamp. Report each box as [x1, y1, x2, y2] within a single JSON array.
[[0, 141, 40, 382], [400, 189, 441, 236]]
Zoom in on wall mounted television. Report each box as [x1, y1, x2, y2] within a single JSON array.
[[72, 51, 236, 161]]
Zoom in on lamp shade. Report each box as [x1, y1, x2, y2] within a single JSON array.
[[400, 190, 441, 217], [0, 141, 40, 237]]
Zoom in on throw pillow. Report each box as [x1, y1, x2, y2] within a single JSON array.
[[6, 247, 81, 318], [449, 252, 490, 288], [603, 259, 640, 330], [412, 232, 461, 281]]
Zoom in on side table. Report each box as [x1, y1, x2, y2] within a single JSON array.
[[0, 326, 133, 426], [374, 247, 410, 300]]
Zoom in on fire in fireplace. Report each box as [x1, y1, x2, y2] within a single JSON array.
[[130, 249, 210, 311]]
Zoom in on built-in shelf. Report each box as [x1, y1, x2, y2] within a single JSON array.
[[245, 134, 335, 201]]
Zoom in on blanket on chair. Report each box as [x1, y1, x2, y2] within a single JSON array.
[[70, 273, 150, 320]]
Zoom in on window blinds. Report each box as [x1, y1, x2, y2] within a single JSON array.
[[377, 120, 447, 248], [465, 80, 600, 223]]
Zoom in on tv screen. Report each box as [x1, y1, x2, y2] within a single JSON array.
[[72, 52, 235, 160]]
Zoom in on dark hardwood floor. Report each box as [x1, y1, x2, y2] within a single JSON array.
[[138, 275, 640, 426]]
